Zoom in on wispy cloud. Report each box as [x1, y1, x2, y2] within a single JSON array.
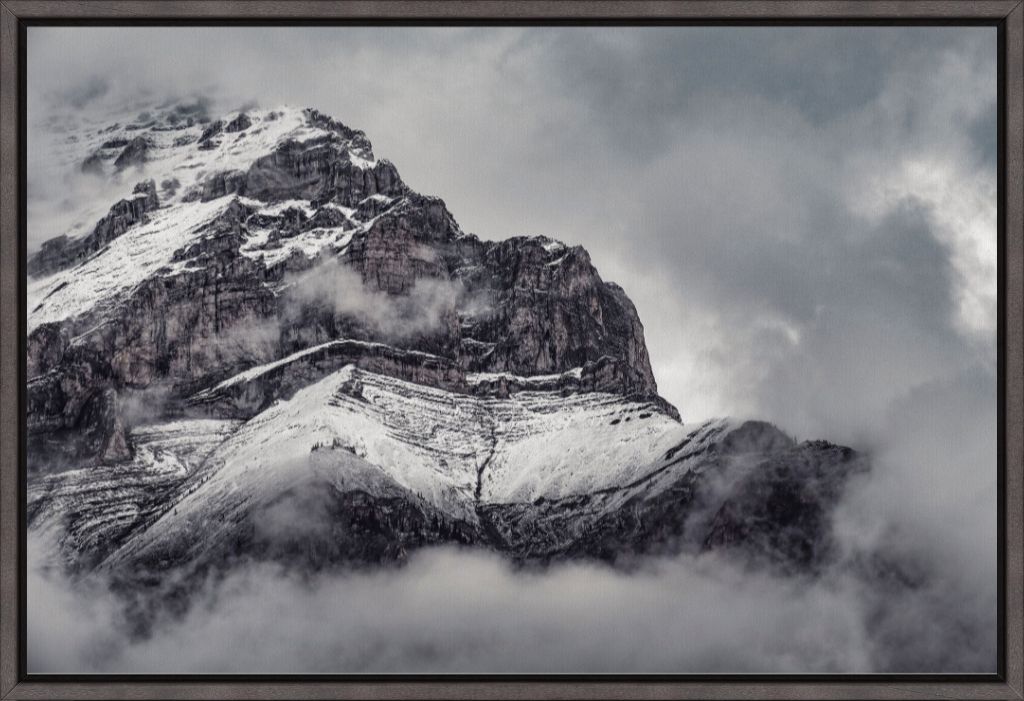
[[283, 259, 464, 343]]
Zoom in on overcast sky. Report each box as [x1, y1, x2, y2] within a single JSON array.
[[27, 25, 997, 438]]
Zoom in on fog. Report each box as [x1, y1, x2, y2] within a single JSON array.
[[22, 544, 879, 674], [25, 26, 999, 674]]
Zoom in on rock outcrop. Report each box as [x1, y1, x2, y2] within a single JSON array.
[[113, 135, 151, 171], [225, 112, 252, 133], [27, 180, 160, 277]]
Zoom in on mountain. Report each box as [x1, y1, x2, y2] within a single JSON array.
[[26, 103, 867, 585]]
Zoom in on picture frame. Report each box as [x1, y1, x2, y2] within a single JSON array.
[[1, 1, 1021, 699]]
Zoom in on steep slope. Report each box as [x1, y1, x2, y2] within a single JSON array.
[[82, 365, 861, 578], [26, 103, 866, 582]]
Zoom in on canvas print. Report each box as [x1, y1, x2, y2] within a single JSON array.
[[25, 26, 998, 674]]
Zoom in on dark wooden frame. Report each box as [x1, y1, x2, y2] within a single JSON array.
[[1, 1, 1021, 699]]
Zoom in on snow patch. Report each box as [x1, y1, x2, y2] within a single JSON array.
[[466, 367, 584, 385]]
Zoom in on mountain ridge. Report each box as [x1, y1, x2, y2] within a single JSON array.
[[26, 103, 866, 584]]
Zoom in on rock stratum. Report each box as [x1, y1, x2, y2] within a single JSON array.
[[26, 104, 867, 587]]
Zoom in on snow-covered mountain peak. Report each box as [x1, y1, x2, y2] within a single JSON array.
[[70, 104, 377, 202], [26, 104, 866, 583]]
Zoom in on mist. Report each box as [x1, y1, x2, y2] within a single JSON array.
[[24, 545, 872, 674], [285, 259, 464, 342]]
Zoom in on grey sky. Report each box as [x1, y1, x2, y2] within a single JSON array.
[[25, 24, 999, 674]]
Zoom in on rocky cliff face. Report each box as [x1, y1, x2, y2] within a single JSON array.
[[26, 104, 865, 586], [27, 106, 666, 472]]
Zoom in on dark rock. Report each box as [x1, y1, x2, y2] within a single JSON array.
[[245, 136, 406, 206], [303, 107, 374, 155], [200, 170, 248, 201], [113, 136, 151, 171], [304, 206, 351, 231], [225, 113, 252, 133], [480, 422, 865, 572], [26, 322, 70, 379], [699, 441, 867, 570], [198, 119, 223, 146], [451, 236, 659, 396], [26, 348, 124, 474], [101, 137, 130, 150], [160, 178, 181, 197]]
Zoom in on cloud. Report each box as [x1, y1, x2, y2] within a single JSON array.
[[27, 545, 871, 674], [283, 259, 464, 342], [830, 364, 998, 672], [27, 510, 993, 676], [206, 317, 282, 368], [55, 76, 110, 110]]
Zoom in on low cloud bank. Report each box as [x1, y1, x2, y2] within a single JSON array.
[[31, 547, 874, 675]]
